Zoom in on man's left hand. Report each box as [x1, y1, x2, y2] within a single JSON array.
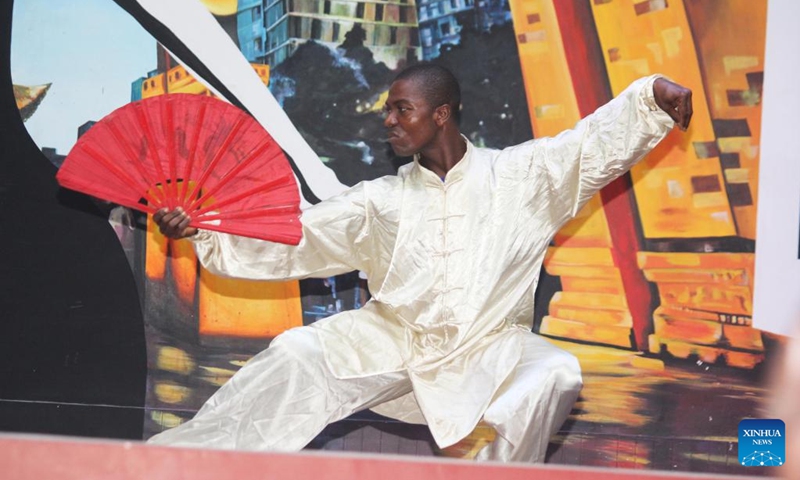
[[653, 77, 693, 131]]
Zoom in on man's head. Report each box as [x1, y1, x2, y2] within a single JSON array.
[[393, 64, 461, 123], [383, 63, 461, 157]]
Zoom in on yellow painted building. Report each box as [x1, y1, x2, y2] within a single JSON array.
[[683, 0, 765, 240], [589, 0, 763, 366], [139, 63, 271, 99], [508, 0, 766, 367], [590, 0, 736, 239], [508, 0, 638, 348]]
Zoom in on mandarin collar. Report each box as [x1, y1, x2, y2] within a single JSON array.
[[412, 136, 472, 187]]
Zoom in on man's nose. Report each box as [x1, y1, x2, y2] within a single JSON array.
[[384, 111, 397, 128]]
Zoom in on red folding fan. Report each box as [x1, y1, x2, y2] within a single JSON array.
[[56, 94, 302, 245]]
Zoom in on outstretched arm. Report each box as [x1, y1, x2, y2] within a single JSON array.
[[508, 74, 691, 226], [153, 183, 372, 281]]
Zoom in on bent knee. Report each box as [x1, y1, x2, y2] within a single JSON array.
[[551, 351, 583, 393], [267, 326, 322, 359]]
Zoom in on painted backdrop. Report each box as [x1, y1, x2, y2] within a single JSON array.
[[7, 0, 782, 475]]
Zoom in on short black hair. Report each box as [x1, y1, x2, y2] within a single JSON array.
[[394, 63, 461, 123]]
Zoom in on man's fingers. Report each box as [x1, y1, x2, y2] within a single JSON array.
[[167, 209, 189, 231], [653, 79, 694, 132], [167, 212, 183, 230], [153, 208, 168, 223], [669, 90, 692, 131], [681, 90, 693, 130], [154, 208, 193, 238], [158, 210, 179, 232], [176, 212, 192, 234], [663, 100, 682, 129]]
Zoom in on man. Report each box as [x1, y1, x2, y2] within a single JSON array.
[[148, 64, 692, 462]]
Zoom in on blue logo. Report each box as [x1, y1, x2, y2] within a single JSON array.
[[738, 419, 785, 467]]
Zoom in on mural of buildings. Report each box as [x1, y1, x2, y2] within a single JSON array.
[[589, 0, 764, 367], [417, 0, 510, 59], [417, 0, 474, 59], [474, 0, 510, 33], [131, 62, 270, 101], [506, 0, 767, 369], [40, 146, 65, 168], [238, 0, 267, 62], [77, 120, 96, 138], [263, 0, 420, 68]]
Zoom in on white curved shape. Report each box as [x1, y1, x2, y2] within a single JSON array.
[[753, 1, 800, 336], [135, 0, 348, 201]]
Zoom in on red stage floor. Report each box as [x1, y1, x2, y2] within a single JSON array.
[[0, 434, 762, 480]]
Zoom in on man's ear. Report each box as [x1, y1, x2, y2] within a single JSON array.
[[434, 104, 452, 126]]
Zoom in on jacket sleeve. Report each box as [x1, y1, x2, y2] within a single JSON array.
[[189, 182, 372, 281], [504, 74, 675, 227]]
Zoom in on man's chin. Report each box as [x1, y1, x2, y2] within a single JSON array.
[[389, 144, 415, 158]]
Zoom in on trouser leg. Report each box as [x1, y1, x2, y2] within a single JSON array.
[[475, 334, 582, 463], [147, 326, 412, 451]]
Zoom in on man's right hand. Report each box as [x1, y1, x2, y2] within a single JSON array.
[[153, 208, 198, 239]]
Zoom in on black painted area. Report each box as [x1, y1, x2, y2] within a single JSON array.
[[645, 236, 756, 254], [0, 400, 144, 440], [0, 0, 146, 439]]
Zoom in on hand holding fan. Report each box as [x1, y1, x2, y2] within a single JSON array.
[[56, 94, 302, 245]]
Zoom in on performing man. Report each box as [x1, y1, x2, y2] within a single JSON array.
[[148, 64, 693, 463]]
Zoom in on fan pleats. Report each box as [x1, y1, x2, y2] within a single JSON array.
[[57, 94, 302, 245]]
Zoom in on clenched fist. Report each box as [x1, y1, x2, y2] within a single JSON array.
[[653, 77, 693, 131], [153, 208, 198, 239]]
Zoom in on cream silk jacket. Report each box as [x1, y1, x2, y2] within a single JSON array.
[[190, 75, 674, 448]]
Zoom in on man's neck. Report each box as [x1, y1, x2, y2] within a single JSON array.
[[418, 132, 467, 179]]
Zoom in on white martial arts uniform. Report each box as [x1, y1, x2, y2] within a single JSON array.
[[148, 75, 674, 462]]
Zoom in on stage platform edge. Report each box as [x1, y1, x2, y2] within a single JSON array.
[[0, 433, 761, 480]]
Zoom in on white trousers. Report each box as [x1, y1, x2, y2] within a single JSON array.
[[147, 326, 582, 463]]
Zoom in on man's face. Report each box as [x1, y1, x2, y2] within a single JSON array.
[[383, 78, 439, 157]]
